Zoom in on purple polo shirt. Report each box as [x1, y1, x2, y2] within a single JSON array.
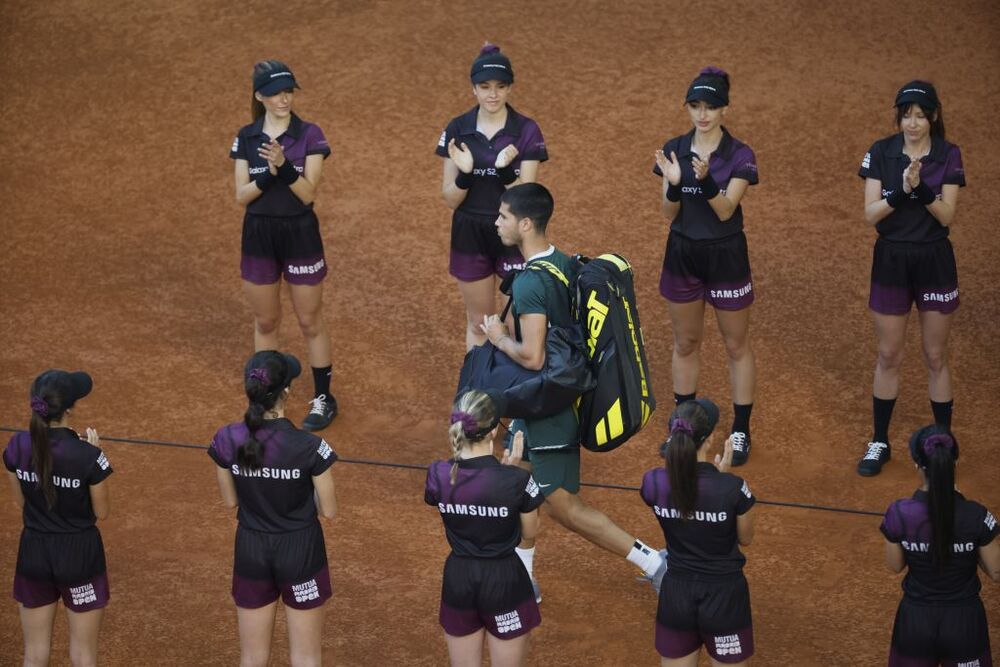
[[425, 455, 544, 558], [4, 429, 113, 534], [230, 113, 331, 218], [640, 463, 755, 578], [880, 490, 998, 604], [652, 127, 759, 241], [208, 418, 337, 533], [436, 105, 548, 216], [858, 133, 965, 243]]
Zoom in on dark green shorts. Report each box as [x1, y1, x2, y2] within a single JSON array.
[[525, 448, 581, 496]]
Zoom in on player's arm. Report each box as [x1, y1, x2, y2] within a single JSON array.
[[215, 466, 238, 510], [6, 472, 23, 508], [864, 178, 895, 225], [706, 178, 750, 222], [312, 468, 337, 520], [492, 313, 547, 371], [513, 160, 540, 186], [90, 479, 110, 520], [441, 158, 470, 210], [925, 183, 959, 227], [287, 153, 324, 205], [884, 539, 906, 573], [736, 506, 755, 546], [234, 159, 266, 205], [979, 538, 1000, 582]]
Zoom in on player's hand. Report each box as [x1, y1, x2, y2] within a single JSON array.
[[479, 314, 508, 345], [714, 435, 734, 473], [495, 144, 519, 169], [692, 155, 710, 180], [501, 431, 524, 466], [258, 139, 286, 167], [903, 157, 921, 193], [84, 427, 99, 447], [656, 150, 683, 186], [448, 139, 474, 174]]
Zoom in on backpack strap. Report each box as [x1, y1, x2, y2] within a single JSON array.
[[506, 259, 574, 341]]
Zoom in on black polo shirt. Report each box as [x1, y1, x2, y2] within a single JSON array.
[[208, 418, 337, 533], [435, 105, 548, 216], [640, 462, 755, 578], [230, 113, 331, 218], [652, 127, 759, 241], [4, 429, 113, 534], [425, 455, 544, 558], [858, 133, 965, 243], [880, 490, 998, 604]]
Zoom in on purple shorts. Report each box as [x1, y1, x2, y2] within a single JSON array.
[[449, 208, 524, 282], [869, 237, 959, 315], [439, 553, 540, 639], [14, 527, 109, 612], [655, 572, 754, 663], [888, 597, 992, 666], [659, 231, 754, 311], [241, 211, 327, 286], [232, 522, 332, 610]]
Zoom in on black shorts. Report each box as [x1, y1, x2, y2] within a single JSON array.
[[888, 597, 992, 666], [13, 527, 109, 611], [241, 210, 327, 286], [439, 553, 540, 639], [659, 231, 754, 310], [232, 521, 332, 610], [870, 237, 959, 316], [449, 209, 524, 282], [656, 572, 754, 663]]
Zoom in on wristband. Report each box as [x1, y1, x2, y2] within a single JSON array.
[[455, 170, 473, 190], [497, 164, 517, 185], [276, 160, 300, 186], [665, 182, 682, 202], [697, 175, 720, 199], [913, 181, 936, 206], [886, 188, 908, 209], [254, 172, 275, 192]]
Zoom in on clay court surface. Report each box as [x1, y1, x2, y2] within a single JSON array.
[[1, 0, 998, 664]]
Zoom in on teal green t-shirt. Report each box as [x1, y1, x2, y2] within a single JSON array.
[[511, 247, 579, 450]]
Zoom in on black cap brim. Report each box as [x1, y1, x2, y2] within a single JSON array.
[[36, 370, 93, 405], [471, 70, 513, 84], [256, 77, 300, 96], [685, 88, 728, 107], [692, 398, 720, 435], [280, 353, 302, 386], [894, 92, 937, 110]]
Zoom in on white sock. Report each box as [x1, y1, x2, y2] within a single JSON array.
[[515, 546, 535, 578], [626, 540, 662, 577]]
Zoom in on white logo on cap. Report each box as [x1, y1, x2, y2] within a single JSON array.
[[692, 85, 717, 92], [482, 63, 507, 70], [901, 88, 927, 94], [270, 71, 293, 79]]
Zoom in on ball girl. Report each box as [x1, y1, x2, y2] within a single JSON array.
[[230, 59, 337, 431], [436, 44, 548, 350], [208, 351, 337, 666], [653, 67, 760, 465], [856, 80, 966, 476], [641, 398, 756, 666], [4, 370, 112, 666], [880, 425, 998, 666], [425, 389, 542, 666]]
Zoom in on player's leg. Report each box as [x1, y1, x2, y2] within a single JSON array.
[[861, 310, 909, 475], [668, 299, 706, 398], [457, 276, 497, 350], [236, 602, 278, 667], [919, 310, 953, 408], [243, 281, 283, 351], [18, 602, 57, 667], [285, 604, 325, 667], [65, 606, 104, 667], [715, 306, 755, 464], [915, 238, 959, 429], [485, 633, 531, 667], [544, 487, 634, 555], [445, 629, 486, 666]]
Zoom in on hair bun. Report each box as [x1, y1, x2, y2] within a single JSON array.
[[700, 66, 729, 85], [479, 43, 501, 56]]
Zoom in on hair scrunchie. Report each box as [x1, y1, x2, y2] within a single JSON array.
[[249, 368, 270, 385], [922, 433, 955, 458], [30, 396, 49, 418], [671, 418, 694, 437], [450, 411, 480, 437]]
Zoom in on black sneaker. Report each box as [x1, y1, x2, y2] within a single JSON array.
[[857, 441, 890, 476], [730, 431, 751, 466], [302, 394, 338, 431]]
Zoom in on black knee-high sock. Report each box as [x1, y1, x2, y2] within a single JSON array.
[[930, 400, 953, 429], [873, 396, 896, 443], [674, 392, 696, 406], [732, 403, 753, 434], [312, 366, 332, 399]]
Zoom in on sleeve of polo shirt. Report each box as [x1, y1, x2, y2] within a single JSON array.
[[639, 469, 657, 507], [310, 437, 338, 476], [207, 427, 231, 469], [304, 124, 331, 159], [230, 129, 248, 161], [858, 141, 882, 180], [731, 476, 755, 515], [424, 464, 441, 506], [977, 506, 999, 546], [879, 501, 904, 542], [511, 271, 547, 316], [435, 119, 458, 158], [518, 120, 548, 162], [88, 449, 113, 485], [942, 145, 966, 187], [2, 437, 15, 472], [519, 473, 544, 513], [652, 139, 677, 176], [730, 145, 759, 185]]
